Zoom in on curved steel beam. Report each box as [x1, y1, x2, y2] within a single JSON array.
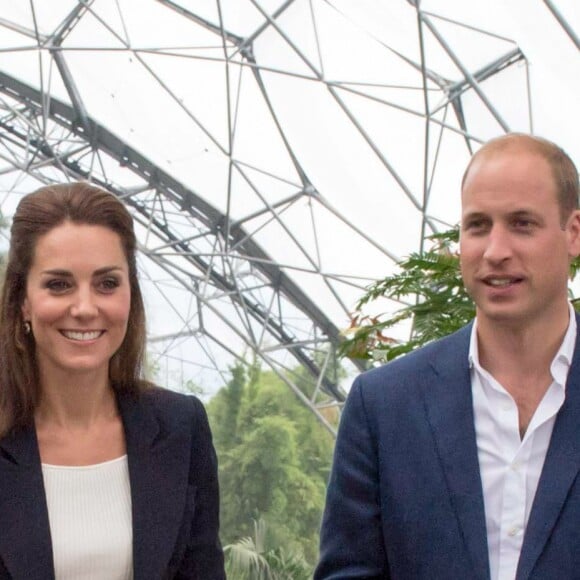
[[0, 70, 352, 405]]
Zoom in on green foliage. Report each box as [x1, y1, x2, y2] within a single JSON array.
[[340, 228, 474, 362], [208, 362, 335, 570], [144, 356, 160, 383], [340, 227, 580, 363], [225, 519, 312, 580], [182, 378, 205, 397], [217, 363, 246, 448]]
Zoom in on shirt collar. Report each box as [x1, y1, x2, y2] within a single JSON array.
[[468, 303, 577, 389]]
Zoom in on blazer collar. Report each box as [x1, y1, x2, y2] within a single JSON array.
[[0, 425, 55, 580], [117, 389, 193, 580], [423, 314, 580, 580], [422, 323, 491, 580], [0, 421, 38, 466], [516, 313, 580, 579]]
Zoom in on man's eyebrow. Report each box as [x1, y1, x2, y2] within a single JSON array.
[[509, 209, 541, 217], [462, 208, 541, 218], [461, 211, 488, 221]]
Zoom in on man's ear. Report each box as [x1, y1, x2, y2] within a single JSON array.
[[567, 210, 580, 258]]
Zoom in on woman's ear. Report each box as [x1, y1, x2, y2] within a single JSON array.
[[21, 297, 30, 321]]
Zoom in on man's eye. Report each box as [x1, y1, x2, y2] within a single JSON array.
[[464, 220, 487, 231], [512, 218, 535, 230]]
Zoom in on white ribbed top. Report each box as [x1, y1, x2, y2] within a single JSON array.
[[41, 455, 133, 580]]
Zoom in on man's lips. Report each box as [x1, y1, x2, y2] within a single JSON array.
[[480, 275, 524, 288]]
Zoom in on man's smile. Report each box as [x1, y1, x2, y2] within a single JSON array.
[[481, 275, 524, 288]]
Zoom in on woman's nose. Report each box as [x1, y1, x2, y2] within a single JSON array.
[[69, 288, 99, 318]]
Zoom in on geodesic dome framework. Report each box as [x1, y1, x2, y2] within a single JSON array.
[[0, 0, 578, 435]]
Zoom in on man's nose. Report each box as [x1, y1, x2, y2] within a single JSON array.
[[483, 226, 512, 263]]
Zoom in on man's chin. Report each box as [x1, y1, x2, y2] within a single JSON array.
[[475, 305, 529, 326]]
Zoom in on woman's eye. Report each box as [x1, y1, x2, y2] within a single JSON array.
[[45, 279, 71, 292], [99, 277, 120, 291]]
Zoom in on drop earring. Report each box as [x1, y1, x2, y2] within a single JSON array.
[[24, 321, 31, 335]]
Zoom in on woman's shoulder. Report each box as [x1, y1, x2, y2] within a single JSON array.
[[137, 387, 214, 455], [117, 384, 207, 429], [138, 385, 205, 416]]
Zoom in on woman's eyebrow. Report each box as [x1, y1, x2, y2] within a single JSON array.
[[39, 266, 124, 276]]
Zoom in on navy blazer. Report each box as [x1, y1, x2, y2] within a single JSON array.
[[316, 319, 580, 579], [0, 387, 225, 579]]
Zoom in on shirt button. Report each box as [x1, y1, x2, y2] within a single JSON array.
[[508, 526, 520, 537], [511, 462, 521, 471]]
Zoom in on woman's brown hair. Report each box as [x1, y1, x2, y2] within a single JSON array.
[[0, 182, 148, 437]]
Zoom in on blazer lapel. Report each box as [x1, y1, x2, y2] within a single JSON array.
[[0, 426, 55, 580], [118, 391, 192, 580], [421, 325, 490, 580], [517, 322, 580, 580]]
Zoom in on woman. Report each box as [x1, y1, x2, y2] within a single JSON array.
[[0, 182, 225, 579]]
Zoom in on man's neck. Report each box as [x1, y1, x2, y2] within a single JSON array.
[[476, 304, 570, 379], [475, 304, 572, 435]]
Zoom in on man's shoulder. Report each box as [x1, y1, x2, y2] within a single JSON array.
[[353, 322, 472, 394]]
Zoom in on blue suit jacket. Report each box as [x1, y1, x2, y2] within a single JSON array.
[[0, 387, 225, 579], [316, 320, 580, 579]]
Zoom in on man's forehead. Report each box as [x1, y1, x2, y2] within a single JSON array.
[[470, 146, 547, 172], [462, 150, 555, 196]]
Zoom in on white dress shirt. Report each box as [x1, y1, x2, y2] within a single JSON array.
[[469, 305, 576, 580]]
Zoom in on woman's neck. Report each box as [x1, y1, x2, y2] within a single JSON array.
[[35, 369, 117, 429]]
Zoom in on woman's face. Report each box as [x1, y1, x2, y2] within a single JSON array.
[[21, 221, 131, 384]]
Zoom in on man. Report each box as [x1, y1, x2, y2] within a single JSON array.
[[315, 134, 580, 579]]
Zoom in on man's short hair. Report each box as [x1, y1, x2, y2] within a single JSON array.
[[461, 133, 579, 224]]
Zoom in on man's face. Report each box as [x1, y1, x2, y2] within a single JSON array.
[[460, 148, 580, 329]]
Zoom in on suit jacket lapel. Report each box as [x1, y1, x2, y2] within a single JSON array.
[[0, 426, 55, 579], [421, 325, 490, 580], [118, 390, 192, 580], [517, 319, 580, 580]]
